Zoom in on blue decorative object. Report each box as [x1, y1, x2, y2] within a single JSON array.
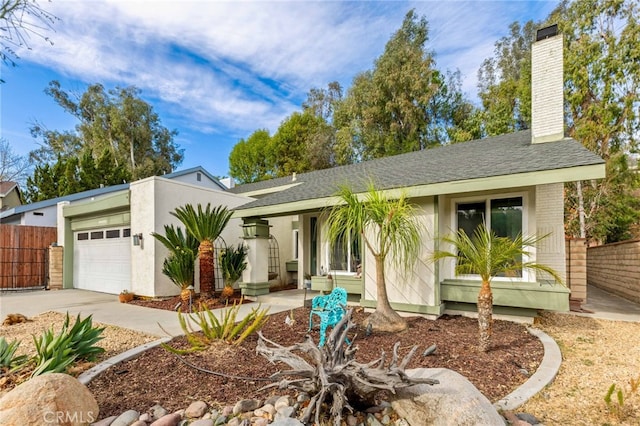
[[308, 287, 348, 347]]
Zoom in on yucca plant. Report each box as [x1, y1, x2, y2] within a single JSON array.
[[31, 313, 105, 377], [162, 248, 196, 306], [171, 203, 233, 297], [0, 337, 29, 373], [220, 243, 248, 300], [163, 299, 269, 354]]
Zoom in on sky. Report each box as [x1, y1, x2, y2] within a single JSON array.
[[0, 0, 557, 179]]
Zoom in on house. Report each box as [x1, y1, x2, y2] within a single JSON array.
[[0, 181, 22, 213], [230, 25, 606, 316], [1, 166, 252, 297]]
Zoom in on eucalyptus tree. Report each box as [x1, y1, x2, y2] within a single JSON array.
[[30, 81, 183, 180], [476, 0, 640, 243], [228, 129, 276, 184], [325, 183, 422, 332]]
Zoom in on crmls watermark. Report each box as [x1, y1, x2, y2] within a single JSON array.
[[43, 410, 96, 424]]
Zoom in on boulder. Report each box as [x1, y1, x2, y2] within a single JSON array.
[[390, 368, 505, 426], [0, 373, 99, 425]]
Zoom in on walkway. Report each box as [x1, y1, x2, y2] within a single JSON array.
[[0, 288, 314, 337], [579, 284, 640, 322]]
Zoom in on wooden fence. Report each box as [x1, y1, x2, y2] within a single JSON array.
[[0, 225, 57, 290]]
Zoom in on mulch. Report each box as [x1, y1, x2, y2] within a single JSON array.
[[87, 305, 543, 419]]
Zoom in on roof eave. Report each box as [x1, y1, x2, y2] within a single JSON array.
[[232, 163, 606, 219]]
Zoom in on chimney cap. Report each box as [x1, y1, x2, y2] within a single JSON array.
[[536, 24, 559, 41]]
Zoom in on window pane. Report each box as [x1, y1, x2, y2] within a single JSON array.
[[330, 231, 348, 271], [457, 202, 485, 238], [491, 197, 523, 277], [491, 197, 523, 239]]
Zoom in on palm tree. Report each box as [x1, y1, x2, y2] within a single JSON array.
[[431, 223, 563, 352], [171, 204, 233, 297], [220, 243, 248, 300], [152, 224, 200, 257], [325, 183, 422, 332], [161, 248, 196, 307]]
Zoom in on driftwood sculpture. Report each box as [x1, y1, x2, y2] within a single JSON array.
[[256, 308, 439, 425]]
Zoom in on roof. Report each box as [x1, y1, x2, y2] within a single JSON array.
[[0, 181, 18, 197], [232, 130, 605, 216], [0, 183, 130, 219], [163, 166, 227, 190], [0, 166, 226, 220]]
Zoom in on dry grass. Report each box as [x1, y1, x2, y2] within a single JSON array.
[[523, 312, 640, 425]]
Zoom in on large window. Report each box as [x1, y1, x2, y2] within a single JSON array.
[[456, 196, 524, 277], [328, 231, 361, 274]]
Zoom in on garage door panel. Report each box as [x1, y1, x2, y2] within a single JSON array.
[[73, 228, 131, 294]]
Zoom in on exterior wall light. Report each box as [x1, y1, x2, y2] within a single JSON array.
[[133, 233, 143, 246]]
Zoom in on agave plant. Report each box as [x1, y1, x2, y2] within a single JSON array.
[[0, 337, 29, 373], [220, 243, 248, 299]]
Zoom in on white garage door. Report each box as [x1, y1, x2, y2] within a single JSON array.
[[73, 228, 131, 294]]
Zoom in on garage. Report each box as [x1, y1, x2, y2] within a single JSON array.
[[73, 227, 131, 294]]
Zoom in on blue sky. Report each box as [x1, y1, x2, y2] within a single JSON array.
[[1, 0, 556, 179]]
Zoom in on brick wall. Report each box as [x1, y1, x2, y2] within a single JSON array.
[[565, 238, 587, 301], [536, 183, 567, 283], [587, 240, 640, 303]]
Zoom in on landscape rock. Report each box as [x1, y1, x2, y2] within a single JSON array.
[[270, 418, 304, 426], [185, 401, 208, 418], [0, 373, 99, 426], [233, 399, 262, 415], [275, 406, 295, 420], [274, 396, 292, 412], [130, 421, 147, 426], [189, 419, 214, 426], [92, 416, 118, 426], [391, 368, 505, 426], [150, 412, 182, 426], [112, 410, 140, 426], [149, 404, 168, 420]]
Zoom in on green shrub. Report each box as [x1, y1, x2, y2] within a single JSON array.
[[32, 313, 105, 377], [0, 337, 28, 372], [163, 299, 269, 353]]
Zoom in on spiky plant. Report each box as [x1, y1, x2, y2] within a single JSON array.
[[171, 204, 233, 297], [162, 249, 196, 306], [220, 243, 248, 300]]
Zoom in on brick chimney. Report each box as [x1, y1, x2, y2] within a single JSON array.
[[531, 24, 564, 144]]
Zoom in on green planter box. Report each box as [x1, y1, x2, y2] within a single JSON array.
[[242, 219, 270, 239], [441, 279, 570, 311], [332, 276, 362, 295], [311, 276, 333, 292], [285, 261, 298, 272]]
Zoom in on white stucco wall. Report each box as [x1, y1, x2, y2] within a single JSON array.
[[266, 215, 298, 285], [18, 205, 58, 226], [362, 196, 437, 307], [130, 176, 253, 297]]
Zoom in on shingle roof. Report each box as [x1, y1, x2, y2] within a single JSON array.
[[0, 181, 18, 196], [233, 130, 604, 212]]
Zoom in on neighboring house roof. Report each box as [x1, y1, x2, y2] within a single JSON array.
[[163, 166, 227, 191], [232, 130, 605, 216], [0, 165, 224, 221], [0, 181, 18, 197], [0, 183, 130, 220]]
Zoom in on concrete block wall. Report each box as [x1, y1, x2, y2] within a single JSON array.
[[587, 240, 640, 304], [565, 238, 587, 301]]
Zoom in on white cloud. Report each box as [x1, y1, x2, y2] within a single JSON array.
[[16, 0, 554, 138]]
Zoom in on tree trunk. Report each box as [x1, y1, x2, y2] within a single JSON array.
[[477, 279, 493, 352], [365, 255, 407, 332], [199, 240, 214, 297]]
